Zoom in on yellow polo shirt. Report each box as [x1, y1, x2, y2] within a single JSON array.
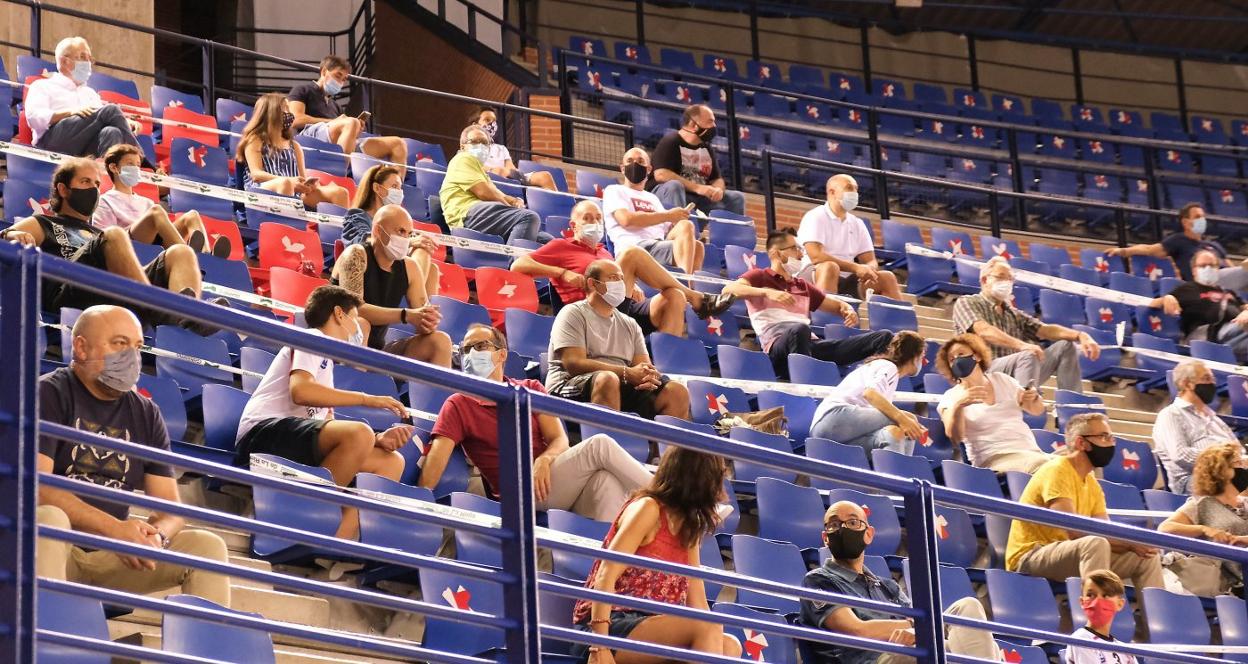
[[439, 151, 489, 228], [1005, 455, 1106, 571]]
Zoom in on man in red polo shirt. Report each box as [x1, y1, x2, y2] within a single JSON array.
[[512, 199, 733, 336], [418, 323, 652, 520]]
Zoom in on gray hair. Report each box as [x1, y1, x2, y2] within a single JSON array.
[[571, 198, 601, 219], [1064, 412, 1110, 446], [54, 37, 89, 61], [979, 255, 1012, 280], [1173, 359, 1208, 387], [459, 124, 489, 146]]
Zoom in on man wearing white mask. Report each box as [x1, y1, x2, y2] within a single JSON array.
[[25, 36, 143, 158], [513, 199, 733, 335], [798, 174, 902, 300], [330, 204, 452, 367], [420, 323, 652, 519], [546, 259, 692, 419], [722, 229, 891, 381], [952, 257, 1100, 393], [287, 55, 408, 171], [1107, 203, 1242, 285], [1171, 250, 1248, 360], [603, 146, 705, 276], [467, 107, 557, 190], [438, 124, 549, 246], [234, 285, 413, 540]]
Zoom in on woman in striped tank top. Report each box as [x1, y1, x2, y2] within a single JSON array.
[[236, 93, 349, 209]]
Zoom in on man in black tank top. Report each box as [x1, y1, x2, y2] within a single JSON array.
[[330, 205, 453, 366], [1, 157, 215, 334]]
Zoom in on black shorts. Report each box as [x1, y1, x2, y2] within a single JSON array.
[[48, 234, 171, 311], [837, 272, 860, 297], [569, 610, 654, 661], [616, 297, 657, 335], [549, 371, 670, 420], [232, 417, 329, 468]]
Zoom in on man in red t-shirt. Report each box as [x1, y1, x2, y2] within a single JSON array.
[[512, 199, 733, 336], [418, 323, 652, 520]]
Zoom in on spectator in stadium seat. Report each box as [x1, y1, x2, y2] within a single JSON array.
[[546, 259, 691, 420], [236, 92, 349, 209], [340, 164, 439, 293], [439, 124, 549, 245], [935, 333, 1051, 474], [1, 157, 214, 334], [234, 286, 412, 540], [512, 199, 733, 336], [952, 257, 1100, 394], [809, 331, 928, 456], [467, 107, 557, 190], [1152, 359, 1239, 494], [1107, 202, 1230, 283], [36, 305, 231, 608], [799, 174, 902, 300], [1005, 413, 1164, 591], [572, 448, 740, 662], [94, 144, 227, 258], [800, 500, 1001, 664], [287, 55, 407, 171], [26, 37, 143, 158], [1158, 443, 1248, 595], [648, 104, 746, 216], [1172, 250, 1248, 360], [604, 146, 705, 275], [330, 203, 451, 367], [722, 229, 891, 381], [419, 324, 653, 519], [1067, 570, 1138, 664]]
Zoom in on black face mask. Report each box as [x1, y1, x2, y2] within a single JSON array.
[[950, 355, 978, 380], [825, 526, 868, 561], [623, 162, 648, 184], [1231, 468, 1248, 493], [1086, 442, 1116, 468], [695, 125, 716, 142], [1194, 382, 1218, 405], [65, 186, 99, 217]]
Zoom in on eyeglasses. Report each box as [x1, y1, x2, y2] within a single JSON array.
[[462, 341, 499, 353], [825, 518, 867, 532]]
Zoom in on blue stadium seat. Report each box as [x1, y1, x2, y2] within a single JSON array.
[[614, 41, 650, 64], [250, 454, 342, 562], [1142, 587, 1211, 646], [37, 587, 110, 664], [334, 365, 402, 431], [996, 641, 1050, 664], [1098, 478, 1148, 527], [787, 65, 825, 91], [1079, 248, 1125, 277], [717, 345, 776, 381], [151, 84, 206, 115], [684, 308, 741, 350], [1131, 332, 1181, 387], [526, 188, 579, 221], [169, 138, 230, 186], [201, 384, 249, 451], [8, 152, 56, 184], [1191, 339, 1237, 392], [1229, 375, 1248, 420], [170, 189, 235, 222], [1103, 438, 1158, 492], [504, 309, 555, 361], [933, 505, 977, 568], [419, 563, 505, 656], [294, 135, 348, 177], [4, 177, 50, 222], [941, 460, 1004, 499], [1216, 595, 1248, 664], [516, 160, 568, 192], [708, 217, 758, 250], [757, 390, 818, 445], [1133, 306, 1181, 342], [687, 379, 751, 425], [806, 438, 871, 491], [714, 602, 798, 664], [871, 449, 935, 484], [162, 594, 275, 663], [450, 492, 503, 567], [788, 354, 842, 387], [866, 300, 917, 333], [729, 428, 795, 485], [430, 295, 492, 341], [1054, 390, 1106, 432], [355, 473, 440, 561], [724, 244, 768, 279], [985, 569, 1060, 640], [215, 97, 251, 130], [658, 47, 698, 73], [649, 333, 711, 377], [979, 236, 1022, 261], [1083, 296, 1131, 331], [901, 562, 975, 610], [756, 477, 825, 549], [546, 509, 611, 580], [448, 228, 511, 270], [731, 534, 806, 614], [573, 170, 618, 198], [1059, 264, 1103, 288], [136, 373, 188, 442], [154, 325, 233, 400], [1038, 289, 1085, 328], [930, 227, 975, 257], [824, 488, 900, 556], [1142, 488, 1187, 513]]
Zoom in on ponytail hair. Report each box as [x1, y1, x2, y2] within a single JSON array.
[[353, 164, 401, 210], [872, 330, 926, 368]]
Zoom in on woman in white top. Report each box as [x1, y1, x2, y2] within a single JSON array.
[[935, 333, 1049, 473], [93, 144, 227, 257], [809, 330, 927, 454], [470, 107, 557, 190]]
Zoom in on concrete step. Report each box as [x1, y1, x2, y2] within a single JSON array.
[[119, 585, 331, 630], [229, 554, 274, 591], [110, 623, 416, 664]]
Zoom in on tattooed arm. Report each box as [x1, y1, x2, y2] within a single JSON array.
[[332, 244, 405, 325]]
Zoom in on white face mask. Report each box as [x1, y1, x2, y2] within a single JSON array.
[[116, 165, 142, 188], [1195, 265, 1219, 287], [377, 226, 408, 261], [70, 59, 91, 85], [783, 256, 804, 277], [840, 191, 859, 213], [600, 280, 627, 307], [384, 187, 404, 206], [990, 279, 1014, 302], [577, 223, 604, 245], [466, 144, 490, 163], [461, 348, 497, 378], [348, 317, 365, 346]]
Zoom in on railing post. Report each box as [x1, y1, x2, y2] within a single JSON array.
[[0, 245, 40, 664], [988, 190, 1002, 238], [724, 82, 743, 190], [967, 36, 979, 91], [1115, 208, 1128, 248], [902, 481, 945, 664], [29, 2, 41, 57], [1174, 58, 1189, 133], [1143, 151, 1162, 241], [635, 0, 646, 45], [1072, 48, 1084, 106], [762, 149, 776, 233], [497, 386, 539, 662], [201, 43, 216, 113], [859, 22, 872, 92], [557, 49, 574, 154], [866, 107, 890, 219], [748, 0, 760, 61], [467, 5, 477, 43], [1007, 128, 1026, 231]]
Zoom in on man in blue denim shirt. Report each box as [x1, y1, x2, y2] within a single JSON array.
[[799, 501, 1001, 664]]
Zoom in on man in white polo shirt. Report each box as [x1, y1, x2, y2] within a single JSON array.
[[602, 147, 705, 276], [798, 174, 902, 300]]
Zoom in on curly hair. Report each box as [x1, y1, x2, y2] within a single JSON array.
[[1192, 443, 1243, 497], [935, 333, 992, 383]]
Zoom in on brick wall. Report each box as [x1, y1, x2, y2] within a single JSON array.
[[529, 94, 563, 161]]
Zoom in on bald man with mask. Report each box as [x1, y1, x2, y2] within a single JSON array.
[[798, 175, 902, 300], [602, 146, 705, 275], [36, 305, 231, 607]]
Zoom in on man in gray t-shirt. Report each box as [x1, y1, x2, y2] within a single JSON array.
[[547, 259, 691, 420]]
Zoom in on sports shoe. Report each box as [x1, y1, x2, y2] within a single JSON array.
[[695, 292, 736, 319]]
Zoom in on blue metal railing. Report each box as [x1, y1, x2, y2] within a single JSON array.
[[5, 240, 1248, 663]]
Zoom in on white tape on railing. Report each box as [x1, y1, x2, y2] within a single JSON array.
[[200, 283, 303, 313], [904, 243, 1157, 307], [1110, 344, 1248, 377], [665, 372, 943, 403]]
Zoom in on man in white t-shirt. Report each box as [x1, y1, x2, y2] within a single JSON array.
[[798, 174, 902, 299], [603, 147, 704, 275], [233, 285, 413, 540]]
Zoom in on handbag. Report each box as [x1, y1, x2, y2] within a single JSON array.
[[713, 405, 788, 438], [1162, 551, 1226, 597]]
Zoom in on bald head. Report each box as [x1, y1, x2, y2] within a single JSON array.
[[822, 499, 875, 563], [72, 305, 142, 344], [71, 306, 143, 397], [825, 174, 860, 216], [571, 199, 603, 228], [372, 204, 414, 253], [824, 500, 868, 526]]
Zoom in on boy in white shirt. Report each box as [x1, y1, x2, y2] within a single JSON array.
[[603, 147, 705, 275], [1067, 570, 1137, 664], [798, 174, 902, 299]]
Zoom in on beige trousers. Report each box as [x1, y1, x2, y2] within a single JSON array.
[[876, 597, 1002, 664], [1018, 536, 1165, 590], [981, 450, 1052, 474], [37, 504, 232, 608], [536, 434, 654, 522]]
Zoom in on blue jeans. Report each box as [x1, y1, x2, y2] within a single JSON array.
[[810, 404, 914, 456], [651, 180, 746, 216], [1218, 322, 1248, 363], [463, 201, 552, 245]]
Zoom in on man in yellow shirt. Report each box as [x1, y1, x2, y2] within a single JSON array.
[[438, 125, 549, 246], [1006, 413, 1163, 590]]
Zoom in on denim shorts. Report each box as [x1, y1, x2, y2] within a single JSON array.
[[569, 610, 654, 661]]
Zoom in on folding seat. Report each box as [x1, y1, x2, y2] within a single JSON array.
[[1211, 188, 1248, 219], [1191, 339, 1237, 392], [17, 54, 54, 83], [197, 384, 250, 451], [1151, 111, 1186, 135], [3, 177, 50, 222], [806, 438, 870, 491], [419, 562, 505, 656], [334, 365, 403, 432], [756, 477, 826, 549], [285, 134, 345, 177], [1081, 173, 1123, 206], [658, 47, 698, 73], [214, 96, 251, 131], [978, 236, 1022, 261], [932, 505, 977, 568], [715, 603, 798, 664], [1109, 108, 1146, 135], [151, 84, 205, 115], [866, 300, 917, 333], [545, 509, 611, 580], [1156, 147, 1196, 173], [1083, 296, 1132, 332], [37, 587, 110, 664], [824, 488, 901, 556], [686, 379, 751, 425], [153, 325, 233, 401], [911, 82, 948, 108], [700, 53, 740, 79], [1036, 132, 1076, 159], [614, 41, 651, 64], [746, 59, 781, 85], [788, 354, 842, 387], [162, 594, 276, 662], [1216, 595, 1248, 664], [871, 449, 935, 484], [168, 138, 230, 187], [249, 453, 343, 562], [731, 534, 806, 614], [1028, 242, 1071, 271], [1029, 97, 1065, 124], [708, 216, 758, 250], [401, 139, 446, 168], [354, 473, 440, 576], [1128, 255, 1176, 290], [787, 65, 825, 91], [449, 491, 504, 568], [448, 228, 511, 270], [930, 227, 975, 257], [568, 170, 616, 200], [1079, 247, 1124, 278], [952, 88, 986, 113], [881, 219, 925, 255], [991, 93, 1026, 120], [1070, 104, 1104, 130], [830, 72, 865, 101], [796, 99, 831, 126], [729, 428, 795, 486], [568, 35, 605, 58], [1079, 135, 1118, 164], [757, 390, 817, 446], [684, 308, 740, 350], [430, 295, 491, 341], [1141, 489, 1186, 515], [877, 110, 917, 137], [1143, 587, 1212, 647], [946, 158, 992, 187], [941, 460, 1004, 500], [985, 569, 1061, 639], [474, 267, 538, 327], [503, 309, 554, 362], [649, 332, 712, 377], [1038, 289, 1085, 328], [906, 252, 975, 297]]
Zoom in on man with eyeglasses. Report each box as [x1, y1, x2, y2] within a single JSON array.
[[1006, 413, 1163, 591], [438, 125, 550, 246], [546, 259, 692, 420], [419, 323, 652, 520], [648, 104, 746, 216], [1153, 359, 1239, 494], [722, 229, 892, 381], [799, 501, 1001, 664]]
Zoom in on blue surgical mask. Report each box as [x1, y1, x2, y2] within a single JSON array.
[[324, 78, 343, 96], [384, 187, 404, 206], [117, 165, 141, 188], [349, 318, 365, 346], [577, 223, 603, 245], [70, 59, 91, 85], [462, 349, 497, 378], [1192, 216, 1208, 236], [466, 144, 490, 163], [841, 191, 859, 212]]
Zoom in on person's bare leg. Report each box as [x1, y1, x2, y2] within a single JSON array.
[[666, 219, 703, 275], [162, 244, 203, 296], [618, 245, 706, 309], [316, 420, 375, 540], [261, 177, 299, 196], [410, 249, 440, 297], [654, 381, 690, 419], [361, 136, 408, 177], [611, 615, 736, 664], [399, 330, 453, 368], [528, 170, 557, 191], [129, 206, 186, 248], [100, 227, 152, 283], [871, 269, 904, 299], [589, 371, 622, 410], [172, 210, 208, 245], [813, 261, 840, 294], [648, 290, 686, 336], [302, 183, 349, 209], [326, 116, 363, 156]]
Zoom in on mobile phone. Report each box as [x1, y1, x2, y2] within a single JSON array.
[[357, 111, 371, 124], [684, 203, 697, 212]]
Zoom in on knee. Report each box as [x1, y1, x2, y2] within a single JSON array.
[[174, 529, 229, 562], [37, 505, 71, 529], [816, 261, 840, 280], [1080, 535, 1112, 559], [946, 596, 987, 620], [101, 225, 130, 244], [339, 422, 376, 456], [523, 209, 541, 226], [163, 242, 197, 266], [721, 633, 742, 657], [97, 103, 125, 123], [659, 287, 687, 307], [98, 126, 123, 143], [662, 381, 689, 404], [673, 218, 696, 237], [879, 269, 898, 284], [591, 370, 621, 395]]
